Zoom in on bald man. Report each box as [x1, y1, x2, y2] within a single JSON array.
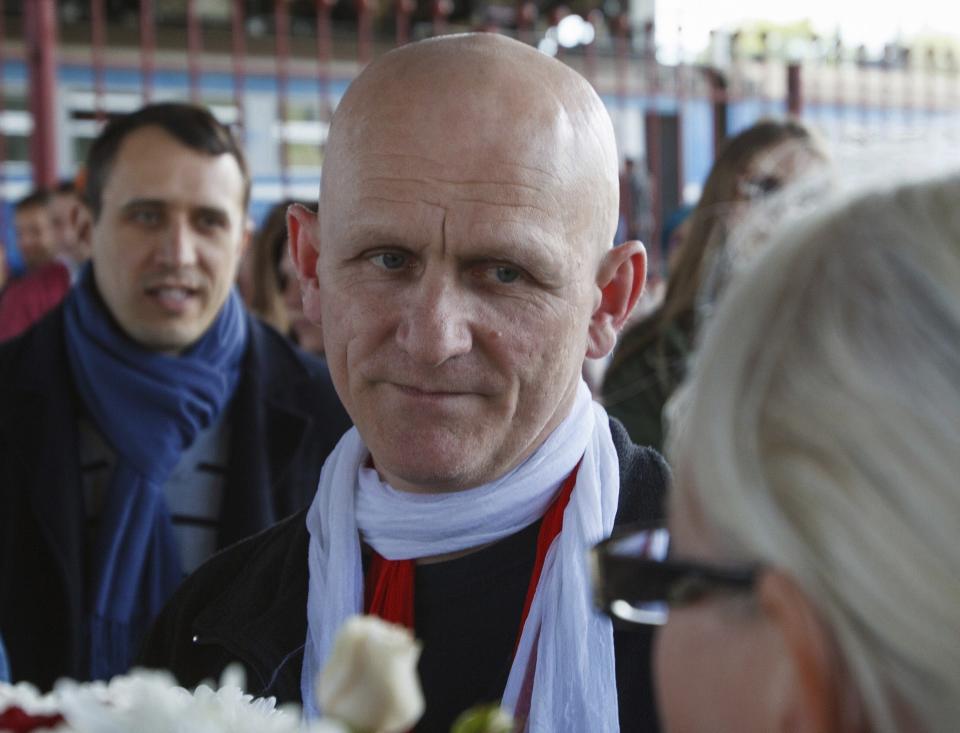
[[143, 34, 669, 732]]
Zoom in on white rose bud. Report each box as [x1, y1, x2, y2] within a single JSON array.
[[317, 615, 425, 733]]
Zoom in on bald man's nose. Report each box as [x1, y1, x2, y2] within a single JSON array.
[[395, 278, 472, 366]]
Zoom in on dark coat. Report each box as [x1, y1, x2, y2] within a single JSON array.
[[140, 419, 670, 733], [0, 305, 352, 690]]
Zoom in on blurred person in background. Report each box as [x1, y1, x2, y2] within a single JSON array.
[[49, 179, 92, 282], [0, 102, 350, 689], [659, 203, 693, 281], [12, 190, 57, 272], [601, 119, 827, 451], [618, 157, 654, 246], [242, 199, 324, 355], [625, 204, 695, 327], [593, 173, 960, 733], [0, 190, 71, 341], [0, 242, 7, 292]]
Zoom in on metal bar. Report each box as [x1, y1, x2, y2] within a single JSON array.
[[516, 1, 533, 46], [924, 49, 937, 119], [705, 68, 727, 159], [787, 63, 803, 116], [880, 50, 891, 143], [613, 12, 629, 143], [357, 0, 372, 64], [431, 0, 450, 37], [856, 47, 869, 136], [806, 47, 821, 131], [760, 33, 775, 116], [953, 53, 960, 144], [671, 28, 686, 279], [140, 0, 156, 103], [186, 0, 203, 103], [90, 0, 106, 122], [583, 10, 601, 87], [275, 0, 291, 196], [316, 0, 333, 121], [834, 42, 846, 142], [396, 0, 415, 47], [0, 0, 7, 236], [25, 0, 59, 189], [643, 20, 663, 265], [231, 0, 247, 140], [646, 109, 663, 268]]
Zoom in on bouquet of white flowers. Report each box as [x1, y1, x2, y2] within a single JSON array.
[[0, 667, 345, 733], [0, 616, 514, 733]]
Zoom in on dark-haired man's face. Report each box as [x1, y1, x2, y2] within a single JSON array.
[[89, 125, 250, 353]]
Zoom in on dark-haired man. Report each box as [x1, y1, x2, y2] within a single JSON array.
[[0, 103, 350, 688], [144, 36, 669, 733]]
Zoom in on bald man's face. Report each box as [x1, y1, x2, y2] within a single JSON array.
[[309, 84, 608, 493]]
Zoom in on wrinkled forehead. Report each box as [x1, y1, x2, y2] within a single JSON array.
[[321, 36, 618, 234]]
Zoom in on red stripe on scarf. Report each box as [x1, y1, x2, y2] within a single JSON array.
[[365, 552, 416, 628], [364, 461, 581, 639], [515, 460, 580, 651]]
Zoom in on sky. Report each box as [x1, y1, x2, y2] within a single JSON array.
[[656, 0, 960, 59]]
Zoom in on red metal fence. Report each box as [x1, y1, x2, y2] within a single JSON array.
[[2, 1, 959, 271]]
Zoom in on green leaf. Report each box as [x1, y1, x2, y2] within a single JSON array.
[[450, 704, 515, 733]]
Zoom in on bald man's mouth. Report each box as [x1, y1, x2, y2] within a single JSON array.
[[390, 382, 476, 398], [376, 378, 504, 409]]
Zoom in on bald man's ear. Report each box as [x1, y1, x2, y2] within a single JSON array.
[[586, 240, 646, 359], [287, 203, 323, 326]]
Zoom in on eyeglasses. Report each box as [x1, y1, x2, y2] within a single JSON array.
[[589, 522, 760, 628]]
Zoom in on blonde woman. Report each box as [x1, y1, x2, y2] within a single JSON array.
[[593, 173, 960, 732]]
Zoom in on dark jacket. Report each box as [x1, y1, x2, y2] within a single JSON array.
[[0, 304, 352, 690], [602, 322, 692, 453], [140, 419, 669, 732]]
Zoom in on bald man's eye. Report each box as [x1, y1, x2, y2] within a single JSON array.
[[472, 264, 525, 287], [370, 252, 408, 270], [494, 266, 521, 284]]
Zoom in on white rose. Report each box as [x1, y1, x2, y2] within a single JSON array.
[[317, 615, 425, 733]]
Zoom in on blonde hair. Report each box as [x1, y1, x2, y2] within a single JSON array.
[[668, 173, 960, 732]]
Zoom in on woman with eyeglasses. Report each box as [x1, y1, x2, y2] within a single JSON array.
[[593, 173, 960, 732], [602, 118, 827, 452]]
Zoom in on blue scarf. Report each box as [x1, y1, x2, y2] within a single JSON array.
[[0, 632, 9, 682], [63, 265, 248, 680]]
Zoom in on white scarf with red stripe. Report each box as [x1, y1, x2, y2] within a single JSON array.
[[302, 380, 621, 732]]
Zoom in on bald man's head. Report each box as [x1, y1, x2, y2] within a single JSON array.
[[289, 33, 645, 493], [321, 33, 620, 259]]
